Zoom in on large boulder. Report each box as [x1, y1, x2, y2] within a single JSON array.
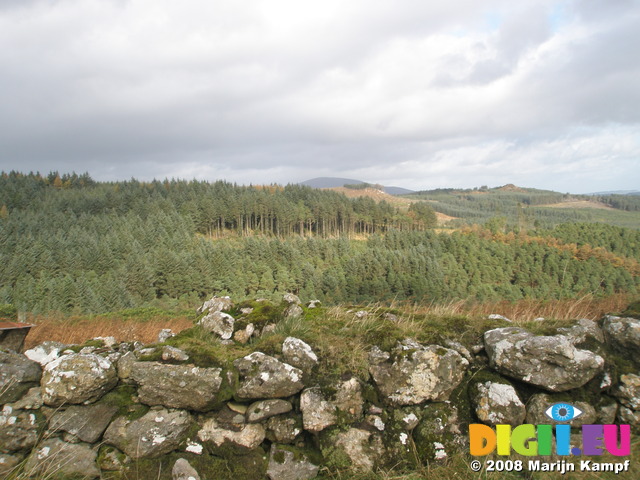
[[199, 311, 235, 340], [23, 438, 99, 479], [369, 340, 468, 405], [471, 381, 526, 426], [483, 327, 604, 392], [49, 404, 118, 443], [0, 351, 42, 404], [234, 352, 304, 400], [41, 353, 118, 406], [267, 444, 319, 480], [130, 362, 223, 411], [602, 316, 640, 357], [103, 408, 192, 459]]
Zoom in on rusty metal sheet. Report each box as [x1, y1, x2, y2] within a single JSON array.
[[0, 321, 34, 331]]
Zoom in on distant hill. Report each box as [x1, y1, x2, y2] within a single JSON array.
[[300, 177, 414, 195], [587, 190, 640, 196]]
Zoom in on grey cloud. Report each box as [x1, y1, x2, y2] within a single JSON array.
[[0, 0, 638, 193]]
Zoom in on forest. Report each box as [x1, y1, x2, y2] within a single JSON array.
[[0, 171, 638, 314]]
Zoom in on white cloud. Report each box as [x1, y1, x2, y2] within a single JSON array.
[[0, 0, 638, 192]]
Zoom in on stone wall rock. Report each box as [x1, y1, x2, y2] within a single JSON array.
[[131, 362, 223, 411], [103, 408, 192, 459], [483, 327, 604, 392], [41, 353, 117, 406], [234, 352, 304, 399], [369, 340, 468, 405], [0, 351, 41, 404]]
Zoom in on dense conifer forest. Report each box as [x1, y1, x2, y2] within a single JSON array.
[[0, 171, 638, 314]]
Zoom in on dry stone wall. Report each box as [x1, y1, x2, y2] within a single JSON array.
[[1, 297, 639, 480]]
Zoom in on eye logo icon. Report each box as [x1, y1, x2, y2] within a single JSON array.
[[545, 403, 583, 422]]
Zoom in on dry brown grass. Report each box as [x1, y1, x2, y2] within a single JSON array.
[[22, 313, 195, 349], [412, 293, 631, 323], [19, 294, 632, 350]]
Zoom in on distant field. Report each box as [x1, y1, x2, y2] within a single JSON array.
[[542, 200, 616, 210], [404, 186, 640, 229]]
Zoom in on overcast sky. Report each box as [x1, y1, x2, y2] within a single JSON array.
[[0, 0, 638, 193]]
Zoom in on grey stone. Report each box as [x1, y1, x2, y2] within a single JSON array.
[[197, 295, 233, 314], [0, 453, 24, 476], [41, 353, 117, 406], [483, 327, 604, 392], [602, 315, 640, 356], [234, 323, 255, 344], [116, 351, 137, 381], [0, 406, 43, 453], [131, 362, 222, 411], [613, 374, 640, 410], [8, 386, 42, 410], [413, 403, 465, 462], [94, 336, 117, 348], [161, 346, 189, 362], [488, 314, 511, 322], [444, 340, 473, 362], [0, 351, 41, 404], [333, 377, 364, 419], [197, 416, 266, 451], [300, 388, 337, 432], [97, 445, 130, 471], [267, 444, 319, 480], [158, 328, 175, 343], [283, 293, 301, 305], [282, 337, 318, 371], [234, 352, 304, 400], [103, 408, 192, 459], [557, 319, 604, 345], [368, 345, 390, 365], [246, 399, 293, 423], [307, 300, 321, 309], [328, 428, 385, 472], [472, 381, 525, 426], [266, 415, 303, 444], [23, 438, 99, 479], [284, 304, 303, 319], [597, 401, 619, 424], [23, 341, 65, 366], [199, 311, 235, 339], [173, 458, 201, 480], [618, 406, 640, 426], [49, 404, 118, 443], [369, 340, 469, 405]]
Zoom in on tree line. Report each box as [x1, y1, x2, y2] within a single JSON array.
[[0, 172, 637, 313]]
